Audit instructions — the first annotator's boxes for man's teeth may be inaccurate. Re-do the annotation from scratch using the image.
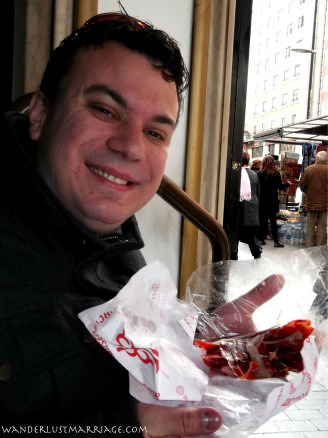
[89,166,128,185]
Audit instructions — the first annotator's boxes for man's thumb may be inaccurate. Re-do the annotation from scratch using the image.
[137,403,222,437]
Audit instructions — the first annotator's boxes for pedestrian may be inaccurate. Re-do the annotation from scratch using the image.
[258,155,289,247]
[251,159,261,172]
[300,150,328,247]
[231,152,262,260]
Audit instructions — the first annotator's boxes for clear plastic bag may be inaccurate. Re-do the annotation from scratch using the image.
[185,245,327,436]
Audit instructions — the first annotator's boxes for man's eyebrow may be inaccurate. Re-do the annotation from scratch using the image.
[85,84,127,108]
[153,115,177,129]
[85,84,177,128]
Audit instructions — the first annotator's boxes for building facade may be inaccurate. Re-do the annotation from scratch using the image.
[244,0,328,160]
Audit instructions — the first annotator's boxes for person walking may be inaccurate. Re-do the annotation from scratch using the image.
[300,150,328,247]
[231,152,262,260]
[258,155,289,247]
[251,159,261,173]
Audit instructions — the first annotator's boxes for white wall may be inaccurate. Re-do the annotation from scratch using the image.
[98,0,194,283]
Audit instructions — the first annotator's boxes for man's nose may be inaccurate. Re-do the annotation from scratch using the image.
[106,123,145,161]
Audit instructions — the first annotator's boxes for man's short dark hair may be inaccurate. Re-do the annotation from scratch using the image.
[242,152,250,166]
[40,15,190,120]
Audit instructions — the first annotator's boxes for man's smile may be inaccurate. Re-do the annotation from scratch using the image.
[88,165,130,185]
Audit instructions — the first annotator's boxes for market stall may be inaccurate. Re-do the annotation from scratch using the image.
[248,115,328,247]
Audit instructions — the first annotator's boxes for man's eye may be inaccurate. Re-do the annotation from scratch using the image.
[147,130,164,140]
[93,105,113,117]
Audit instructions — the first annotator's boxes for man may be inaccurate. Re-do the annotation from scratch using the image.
[300,150,328,247]
[1,13,283,437]
[231,152,261,260]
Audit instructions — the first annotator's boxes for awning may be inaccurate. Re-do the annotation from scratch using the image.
[253,114,328,143]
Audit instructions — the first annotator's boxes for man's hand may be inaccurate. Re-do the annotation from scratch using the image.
[137,403,221,437]
[137,274,285,437]
[212,274,285,336]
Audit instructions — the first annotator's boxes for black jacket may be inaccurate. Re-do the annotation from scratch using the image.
[0,112,146,435]
[258,170,288,213]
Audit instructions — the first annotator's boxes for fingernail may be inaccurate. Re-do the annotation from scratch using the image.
[202,410,221,431]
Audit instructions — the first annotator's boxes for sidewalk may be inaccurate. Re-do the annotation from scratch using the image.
[238,240,328,438]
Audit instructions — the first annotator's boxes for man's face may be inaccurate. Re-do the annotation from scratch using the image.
[29,42,179,233]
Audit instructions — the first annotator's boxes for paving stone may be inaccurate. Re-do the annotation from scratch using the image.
[285,409,325,421]
[309,418,328,430]
[310,383,328,392]
[296,399,327,410]
[249,433,307,438]
[306,391,328,401]
[304,433,328,438]
[275,420,317,432]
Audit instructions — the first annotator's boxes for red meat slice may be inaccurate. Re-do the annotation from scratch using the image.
[194,319,314,379]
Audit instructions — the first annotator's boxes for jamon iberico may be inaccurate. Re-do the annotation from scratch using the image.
[194,319,314,380]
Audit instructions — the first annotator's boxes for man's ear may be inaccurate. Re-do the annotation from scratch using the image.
[28,91,48,140]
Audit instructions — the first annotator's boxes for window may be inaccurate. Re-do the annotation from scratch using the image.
[275,53,280,64]
[262,101,268,112]
[253,125,257,135]
[272,97,277,109]
[271,120,276,128]
[298,16,304,28]
[277,10,282,22]
[287,23,293,35]
[322,102,328,114]
[256,63,261,73]
[252,146,263,158]
[282,117,286,125]
[300,0,305,4]
[292,89,299,101]
[292,114,297,123]
[276,31,281,42]
[264,80,269,90]
[285,46,291,58]
[265,58,270,71]
[273,75,279,86]
[294,64,301,76]
[254,104,258,115]
[283,70,289,81]
[269,144,275,155]
[282,93,288,105]
[280,144,296,153]
[262,122,266,131]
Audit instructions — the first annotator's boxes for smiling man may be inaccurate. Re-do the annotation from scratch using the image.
[0,13,222,437]
[30,42,178,233]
